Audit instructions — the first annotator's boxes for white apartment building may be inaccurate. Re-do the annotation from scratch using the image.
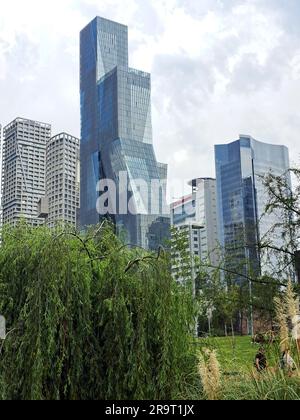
[46,133,80,228]
[171,194,202,255]
[170,178,220,281]
[2,118,50,226]
[190,178,220,267]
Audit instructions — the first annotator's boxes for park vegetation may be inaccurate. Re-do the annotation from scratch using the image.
[0,222,198,400]
[0,168,300,400]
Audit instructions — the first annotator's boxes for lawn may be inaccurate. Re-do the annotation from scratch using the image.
[197,336,277,374]
[195,336,300,400]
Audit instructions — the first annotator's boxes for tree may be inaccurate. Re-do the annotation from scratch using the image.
[0,222,197,400]
[260,169,300,281]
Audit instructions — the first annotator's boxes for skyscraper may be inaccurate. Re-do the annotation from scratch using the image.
[215,135,291,281]
[2,118,51,226]
[80,17,169,249]
[45,133,80,227]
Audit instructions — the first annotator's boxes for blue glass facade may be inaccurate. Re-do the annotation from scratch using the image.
[80,17,170,249]
[215,135,291,280]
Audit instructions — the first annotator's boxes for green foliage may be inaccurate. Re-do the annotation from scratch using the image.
[0,222,196,400]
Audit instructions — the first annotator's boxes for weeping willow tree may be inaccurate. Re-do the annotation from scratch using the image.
[0,222,197,400]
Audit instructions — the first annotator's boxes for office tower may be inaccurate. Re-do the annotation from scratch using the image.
[80,17,170,249]
[170,178,220,280]
[45,133,80,227]
[2,118,51,226]
[215,135,291,281]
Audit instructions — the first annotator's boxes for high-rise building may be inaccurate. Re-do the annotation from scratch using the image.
[2,118,51,226]
[215,135,291,281]
[190,178,220,267]
[45,133,80,227]
[171,195,202,275]
[170,178,220,280]
[171,194,196,227]
[80,17,169,249]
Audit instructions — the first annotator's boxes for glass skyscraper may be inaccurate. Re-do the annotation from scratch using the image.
[80,17,169,249]
[215,135,291,281]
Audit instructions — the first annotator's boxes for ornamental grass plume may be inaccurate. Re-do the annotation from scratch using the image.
[285,280,300,351]
[274,296,289,352]
[198,349,221,400]
[285,280,299,322]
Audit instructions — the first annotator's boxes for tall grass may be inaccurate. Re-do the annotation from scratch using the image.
[222,370,300,400]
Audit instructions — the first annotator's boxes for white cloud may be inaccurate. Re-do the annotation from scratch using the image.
[173,149,189,164]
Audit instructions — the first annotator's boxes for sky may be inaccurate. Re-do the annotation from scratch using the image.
[1,0,300,198]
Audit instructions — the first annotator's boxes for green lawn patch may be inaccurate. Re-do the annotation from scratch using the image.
[197,336,277,374]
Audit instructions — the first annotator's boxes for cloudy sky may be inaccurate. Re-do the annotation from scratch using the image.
[1,0,300,197]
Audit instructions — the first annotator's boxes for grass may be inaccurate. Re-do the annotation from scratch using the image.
[196,336,300,400]
[197,335,278,374]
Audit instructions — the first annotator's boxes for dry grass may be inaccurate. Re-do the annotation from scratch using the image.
[197,348,222,400]
[274,296,289,352]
